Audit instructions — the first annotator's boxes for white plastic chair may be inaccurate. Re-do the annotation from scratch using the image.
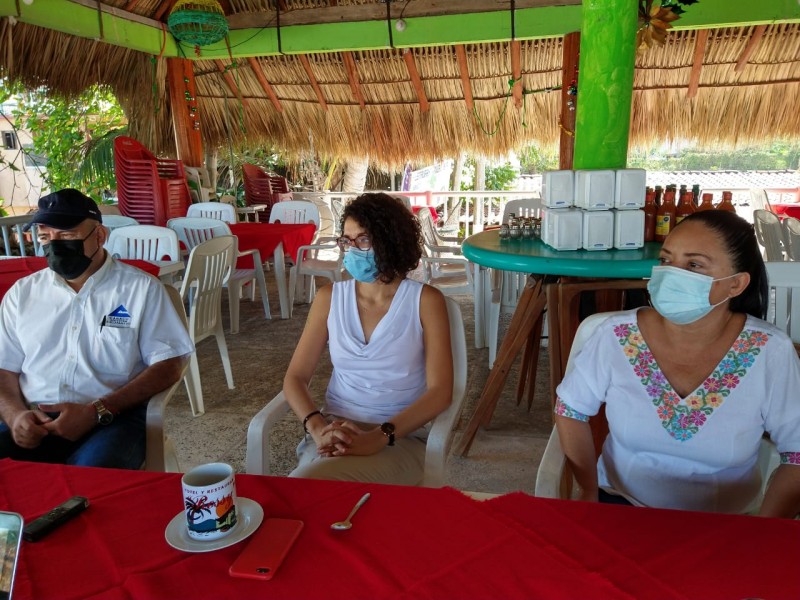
[245,296,468,488]
[179,236,236,416]
[145,285,192,472]
[187,201,236,224]
[102,214,139,232]
[167,217,271,334]
[268,200,321,229]
[782,217,800,261]
[753,209,787,261]
[534,311,781,507]
[765,261,800,344]
[487,198,544,367]
[288,240,344,310]
[184,166,216,203]
[106,225,180,261]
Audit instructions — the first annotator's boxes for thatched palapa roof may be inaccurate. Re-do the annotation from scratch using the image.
[1,1,798,166]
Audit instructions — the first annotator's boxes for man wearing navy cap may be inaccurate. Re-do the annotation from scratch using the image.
[0,189,194,468]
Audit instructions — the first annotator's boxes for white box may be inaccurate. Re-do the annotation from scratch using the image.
[542,170,574,208]
[574,169,615,210]
[542,207,583,251]
[613,209,645,250]
[614,169,646,209]
[582,210,614,251]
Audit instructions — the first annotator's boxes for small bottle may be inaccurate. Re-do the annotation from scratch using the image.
[655,189,677,242]
[653,185,663,208]
[692,184,701,207]
[716,191,736,213]
[508,213,522,239]
[696,193,715,212]
[643,187,657,242]
[675,190,695,224]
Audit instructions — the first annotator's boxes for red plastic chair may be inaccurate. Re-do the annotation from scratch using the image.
[242,163,274,211]
[115,136,191,226]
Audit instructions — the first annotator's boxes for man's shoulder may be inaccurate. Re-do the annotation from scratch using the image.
[107,259,162,287]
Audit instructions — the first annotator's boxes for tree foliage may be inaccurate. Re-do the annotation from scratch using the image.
[9,84,126,201]
[628,142,800,171]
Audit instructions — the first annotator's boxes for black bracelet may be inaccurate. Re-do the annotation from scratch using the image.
[302,410,322,434]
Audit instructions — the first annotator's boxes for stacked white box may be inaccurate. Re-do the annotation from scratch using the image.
[613,209,645,249]
[614,169,646,209]
[582,210,615,251]
[542,207,583,250]
[574,169,615,211]
[542,170,574,208]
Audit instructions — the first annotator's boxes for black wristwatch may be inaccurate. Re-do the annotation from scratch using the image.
[380,422,396,446]
[93,399,114,426]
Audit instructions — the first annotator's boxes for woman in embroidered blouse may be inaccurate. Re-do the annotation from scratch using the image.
[282,193,453,485]
[556,210,800,517]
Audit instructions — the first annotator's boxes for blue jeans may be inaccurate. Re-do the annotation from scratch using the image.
[0,404,146,469]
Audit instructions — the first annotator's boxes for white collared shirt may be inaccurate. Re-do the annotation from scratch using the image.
[0,253,194,404]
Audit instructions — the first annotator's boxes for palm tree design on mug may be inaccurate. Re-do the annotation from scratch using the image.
[185,495,214,523]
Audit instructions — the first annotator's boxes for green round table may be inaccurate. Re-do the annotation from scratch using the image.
[455,230,661,456]
[461,230,661,278]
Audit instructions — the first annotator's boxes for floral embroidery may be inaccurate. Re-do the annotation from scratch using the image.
[615,323,769,442]
[554,398,589,422]
[780,452,800,465]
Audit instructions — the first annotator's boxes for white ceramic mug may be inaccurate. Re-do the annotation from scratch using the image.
[181,462,238,541]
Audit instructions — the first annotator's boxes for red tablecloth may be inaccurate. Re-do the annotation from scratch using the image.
[772,203,800,219]
[0,257,161,300]
[1,459,798,600]
[229,223,316,269]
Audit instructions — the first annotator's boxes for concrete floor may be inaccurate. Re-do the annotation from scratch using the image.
[165,276,552,495]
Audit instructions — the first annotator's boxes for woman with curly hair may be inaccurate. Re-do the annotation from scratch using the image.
[282,193,453,484]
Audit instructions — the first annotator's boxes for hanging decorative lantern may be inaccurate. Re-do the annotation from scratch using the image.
[168,0,229,53]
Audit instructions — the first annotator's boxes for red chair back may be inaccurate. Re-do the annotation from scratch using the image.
[242,163,274,211]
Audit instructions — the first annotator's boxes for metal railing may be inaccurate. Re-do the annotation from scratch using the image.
[0,215,41,257]
[324,190,541,237]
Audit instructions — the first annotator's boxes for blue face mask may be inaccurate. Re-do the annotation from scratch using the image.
[343,248,380,283]
[647,266,736,325]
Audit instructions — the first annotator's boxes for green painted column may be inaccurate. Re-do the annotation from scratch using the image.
[572,0,638,170]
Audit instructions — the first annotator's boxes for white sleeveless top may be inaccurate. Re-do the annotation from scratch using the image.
[325,278,427,423]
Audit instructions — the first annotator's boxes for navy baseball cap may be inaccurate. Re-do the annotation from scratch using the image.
[24,189,103,231]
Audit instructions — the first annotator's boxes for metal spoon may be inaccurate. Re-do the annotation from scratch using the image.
[330,493,370,530]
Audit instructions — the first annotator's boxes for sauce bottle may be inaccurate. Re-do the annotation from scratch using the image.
[696,193,715,212]
[675,190,695,224]
[716,191,736,213]
[655,189,676,242]
[643,187,657,242]
[653,185,663,207]
[692,184,701,207]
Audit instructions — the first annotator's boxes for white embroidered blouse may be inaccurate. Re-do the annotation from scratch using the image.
[555,308,800,514]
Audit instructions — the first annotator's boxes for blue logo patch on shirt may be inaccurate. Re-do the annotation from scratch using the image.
[106,305,132,328]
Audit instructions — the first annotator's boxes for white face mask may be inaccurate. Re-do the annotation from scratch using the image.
[647,266,738,325]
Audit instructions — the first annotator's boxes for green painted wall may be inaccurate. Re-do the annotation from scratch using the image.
[1,0,798,59]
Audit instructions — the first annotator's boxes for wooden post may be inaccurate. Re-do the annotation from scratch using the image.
[559,32,580,170]
[166,58,203,167]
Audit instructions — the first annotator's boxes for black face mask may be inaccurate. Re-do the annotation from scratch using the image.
[44,227,100,280]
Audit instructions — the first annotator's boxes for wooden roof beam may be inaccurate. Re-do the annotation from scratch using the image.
[403,49,429,113]
[455,45,474,112]
[153,0,177,21]
[298,55,329,111]
[735,25,767,72]
[511,40,522,108]
[687,28,709,98]
[342,51,366,109]
[246,57,283,112]
[213,60,249,107]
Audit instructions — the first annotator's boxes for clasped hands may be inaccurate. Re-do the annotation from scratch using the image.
[11,403,97,449]
[312,419,387,458]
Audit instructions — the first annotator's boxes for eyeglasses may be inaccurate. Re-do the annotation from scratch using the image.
[336,235,372,251]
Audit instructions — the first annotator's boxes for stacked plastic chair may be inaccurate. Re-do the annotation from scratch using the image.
[114,136,191,226]
[242,163,274,212]
[269,174,293,203]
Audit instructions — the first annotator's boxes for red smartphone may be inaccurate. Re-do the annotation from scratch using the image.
[229,518,304,581]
